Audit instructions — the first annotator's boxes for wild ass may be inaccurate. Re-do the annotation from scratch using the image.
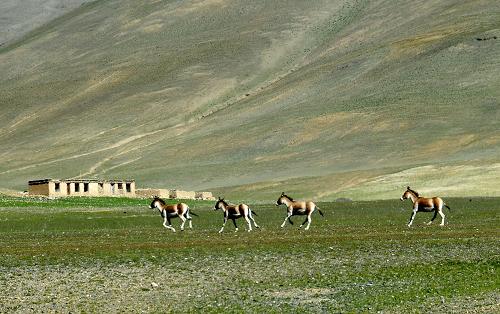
[276,192,324,230]
[149,196,197,232]
[214,198,259,233]
[400,186,450,227]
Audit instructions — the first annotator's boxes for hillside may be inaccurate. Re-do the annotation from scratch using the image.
[0,0,499,200]
[0,0,94,46]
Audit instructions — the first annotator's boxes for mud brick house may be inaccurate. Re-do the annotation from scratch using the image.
[28,179,136,197]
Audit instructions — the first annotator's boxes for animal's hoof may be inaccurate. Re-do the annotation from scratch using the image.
[426,222,432,225]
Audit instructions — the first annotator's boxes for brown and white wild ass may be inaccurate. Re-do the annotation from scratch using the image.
[149,196,197,232]
[214,198,259,233]
[400,186,450,227]
[276,192,324,230]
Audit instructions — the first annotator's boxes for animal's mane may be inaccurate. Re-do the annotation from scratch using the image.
[217,199,229,206]
[407,187,420,197]
[282,194,294,201]
[154,197,166,205]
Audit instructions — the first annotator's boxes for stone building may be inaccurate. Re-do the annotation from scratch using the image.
[28,179,136,197]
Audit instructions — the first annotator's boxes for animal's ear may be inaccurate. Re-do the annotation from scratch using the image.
[281,192,285,196]
[407,186,410,190]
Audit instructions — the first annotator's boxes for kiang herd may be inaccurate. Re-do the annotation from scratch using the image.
[149,187,451,232]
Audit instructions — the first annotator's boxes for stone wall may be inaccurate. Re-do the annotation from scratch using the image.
[169,190,196,200]
[136,189,170,198]
[195,191,215,200]
[137,189,214,200]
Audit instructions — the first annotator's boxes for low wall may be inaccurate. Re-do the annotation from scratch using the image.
[137,188,214,200]
[136,189,170,198]
[195,191,215,200]
[169,190,196,200]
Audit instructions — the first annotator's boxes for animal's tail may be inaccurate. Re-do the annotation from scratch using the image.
[188,208,199,217]
[317,207,325,217]
[251,210,258,216]
[444,204,451,211]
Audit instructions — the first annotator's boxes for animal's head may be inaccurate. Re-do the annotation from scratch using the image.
[150,196,164,209]
[276,192,293,206]
[401,186,418,201]
[214,197,226,210]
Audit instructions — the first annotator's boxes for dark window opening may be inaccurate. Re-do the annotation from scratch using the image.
[98,183,104,190]
[55,182,60,192]
[75,183,80,192]
[111,183,115,194]
[118,183,123,190]
[84,183,89,192]
[126,183,131,193]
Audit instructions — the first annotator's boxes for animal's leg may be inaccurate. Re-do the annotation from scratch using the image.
[427,211,438,225]
[244,216,252,232]
[165,217,176,232]
[232,219,239,232]
[249,212,259,228]
[281,212,292,228]
[299,216,308,228]
[179,215,186,231]
[186,212,193,229]
[304,214,312,230]
[438,210,445,226]
[407,209,417,227]
[219,216,228,233]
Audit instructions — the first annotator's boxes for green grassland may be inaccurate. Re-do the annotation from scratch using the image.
[0,0,499,199]
[0,196,498,312]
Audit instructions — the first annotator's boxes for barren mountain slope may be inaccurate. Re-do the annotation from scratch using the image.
[0,0,94,45]
[0,0,499,200]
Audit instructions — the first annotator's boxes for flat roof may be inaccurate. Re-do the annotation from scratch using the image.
[29,178,135,185]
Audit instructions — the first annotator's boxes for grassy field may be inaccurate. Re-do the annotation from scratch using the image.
[0,0,499,198]
[0,196,498,312]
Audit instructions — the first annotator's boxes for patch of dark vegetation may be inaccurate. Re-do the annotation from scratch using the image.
[475,36,497,41]
[335,197,353,202]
